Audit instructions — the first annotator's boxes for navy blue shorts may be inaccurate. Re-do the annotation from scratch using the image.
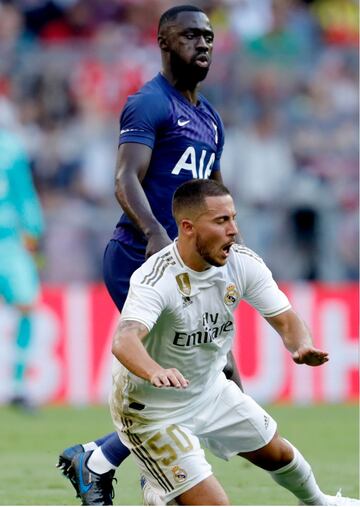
[103,239,146,312]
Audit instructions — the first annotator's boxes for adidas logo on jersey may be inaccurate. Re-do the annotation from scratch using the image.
[182,296,193,308]
[264,415,270,430]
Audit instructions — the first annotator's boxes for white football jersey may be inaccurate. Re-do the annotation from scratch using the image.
[111,242,290,423]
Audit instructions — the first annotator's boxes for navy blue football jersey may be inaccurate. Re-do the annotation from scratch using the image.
[112,73,224,248]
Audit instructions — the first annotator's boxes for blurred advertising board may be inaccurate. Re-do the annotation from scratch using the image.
[0,283,358,405]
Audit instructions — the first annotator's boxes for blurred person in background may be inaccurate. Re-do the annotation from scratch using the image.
[0,121,44,410]
[56,4,244,505]
[287,47,358,281]
[244,0,315,65]
[0,1,32,57]
[311,0,358,47]
[222,105,301,278]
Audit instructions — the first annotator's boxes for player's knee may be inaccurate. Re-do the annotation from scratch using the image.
[272,435,294,468]
[262,434,294,470]
[239,433,294,471]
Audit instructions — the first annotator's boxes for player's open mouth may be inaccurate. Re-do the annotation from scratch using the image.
[221,242,234,257]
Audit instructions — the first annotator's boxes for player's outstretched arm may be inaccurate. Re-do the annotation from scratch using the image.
[114,144,172,258]
[112,319,189,388]
[265,309,329,367]
[209,170,223,183]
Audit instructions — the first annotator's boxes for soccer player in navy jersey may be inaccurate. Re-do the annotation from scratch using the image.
[57,5,242,505]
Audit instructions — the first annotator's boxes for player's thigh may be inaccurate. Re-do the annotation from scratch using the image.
[199,378,277,459]
[103,239,145,311]
[176,475,229,506]
[0,246,39,306]
[118,418,213,505]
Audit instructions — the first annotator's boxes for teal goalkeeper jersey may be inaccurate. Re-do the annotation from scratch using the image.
[0,129,44,241]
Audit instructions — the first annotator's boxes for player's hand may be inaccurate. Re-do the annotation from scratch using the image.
[292,346,329,367]
[22,234,39,253]
[149,368,189,389]
[146,228,172,259]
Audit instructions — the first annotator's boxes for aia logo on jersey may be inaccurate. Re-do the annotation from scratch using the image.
[171,147,215,178]
[211,121,218,143]
[224,284,239,306]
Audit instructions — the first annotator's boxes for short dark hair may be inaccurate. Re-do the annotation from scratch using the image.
[172,179,231,222]
[158,5,205,33]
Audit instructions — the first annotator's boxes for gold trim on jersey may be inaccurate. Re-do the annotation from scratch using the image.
[121,416,174,493]
[232,244,264,264]
[175,273,191,296]
[172,242,185,267]
[141,252,176,287]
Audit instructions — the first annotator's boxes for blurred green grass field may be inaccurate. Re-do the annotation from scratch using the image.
[0,403,358,505]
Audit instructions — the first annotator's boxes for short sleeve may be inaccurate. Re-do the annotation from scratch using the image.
[241,251,291,317]
[118,92,169,148]
[120,277,165,332]
[213,113,225,172]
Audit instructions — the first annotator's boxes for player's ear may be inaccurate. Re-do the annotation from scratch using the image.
[158,34,169,52]
[180,219,194,236]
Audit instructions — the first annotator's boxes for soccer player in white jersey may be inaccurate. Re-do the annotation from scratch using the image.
[110,179,359,506]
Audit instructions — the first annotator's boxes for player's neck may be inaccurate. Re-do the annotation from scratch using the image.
[161,71,199,105]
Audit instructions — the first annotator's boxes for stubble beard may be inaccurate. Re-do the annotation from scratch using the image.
[170,51,210,89]
[195,236,222,267]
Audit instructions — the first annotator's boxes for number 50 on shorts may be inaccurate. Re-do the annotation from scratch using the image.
[147,424,194,466]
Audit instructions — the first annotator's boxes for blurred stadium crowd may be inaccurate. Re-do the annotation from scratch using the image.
[0,0,358,283]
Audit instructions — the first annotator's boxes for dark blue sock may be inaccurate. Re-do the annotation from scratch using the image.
[94,432,117,447]
[100,432,130,467]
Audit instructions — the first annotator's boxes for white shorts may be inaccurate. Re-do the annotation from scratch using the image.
[115,378,277,503]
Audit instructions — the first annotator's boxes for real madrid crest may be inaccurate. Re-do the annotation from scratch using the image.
[176,273,191,296]
[224,283,239,306]
[171,465,187,483]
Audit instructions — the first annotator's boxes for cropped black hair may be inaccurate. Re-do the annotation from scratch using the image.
[158,5,205,33]
[172,179,231,221]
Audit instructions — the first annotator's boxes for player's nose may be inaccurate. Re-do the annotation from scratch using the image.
[227,219,238,237]
[195,35,209,51]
